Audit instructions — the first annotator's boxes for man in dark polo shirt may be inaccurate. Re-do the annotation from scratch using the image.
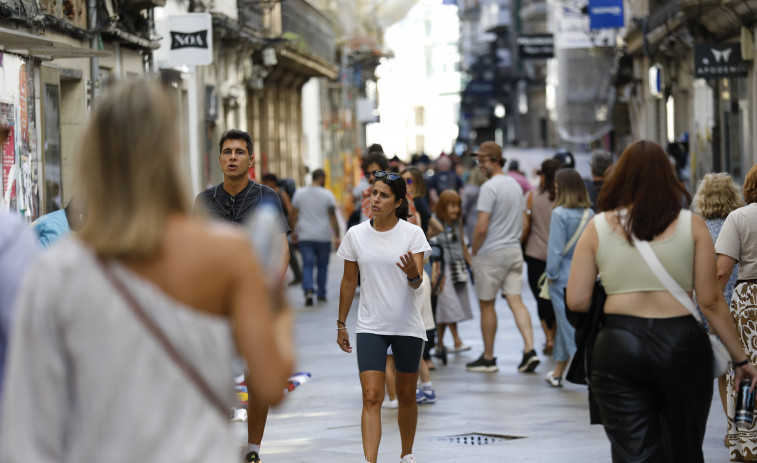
[194,129,289,463]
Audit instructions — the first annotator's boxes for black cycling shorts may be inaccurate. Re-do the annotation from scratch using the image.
[356,333,424,373]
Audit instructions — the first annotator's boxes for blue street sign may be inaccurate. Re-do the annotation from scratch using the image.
[589,0,624,30]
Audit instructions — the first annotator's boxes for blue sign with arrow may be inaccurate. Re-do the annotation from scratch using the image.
[589,0,624,30]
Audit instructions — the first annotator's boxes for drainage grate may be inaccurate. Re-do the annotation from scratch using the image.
[428,433,524,445]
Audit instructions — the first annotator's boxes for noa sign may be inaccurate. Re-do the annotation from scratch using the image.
[167,13,213,66]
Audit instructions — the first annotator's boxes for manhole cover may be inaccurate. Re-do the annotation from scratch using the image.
[429,433,524,445]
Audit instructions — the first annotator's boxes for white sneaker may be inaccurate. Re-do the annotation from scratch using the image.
[382,398,399,409]
[545,370,563,388]
[229,407,248,422]
[400,454,416,463]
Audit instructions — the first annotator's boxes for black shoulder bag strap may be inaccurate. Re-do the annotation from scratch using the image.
[97,258,229,419]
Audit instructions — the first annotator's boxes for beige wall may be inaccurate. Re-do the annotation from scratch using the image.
[52,45,147,205]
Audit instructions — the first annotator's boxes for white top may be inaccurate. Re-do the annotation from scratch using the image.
[0,239,239,463]
[716,203,757,280]
[477,174,525,254]
[337,219,431,339]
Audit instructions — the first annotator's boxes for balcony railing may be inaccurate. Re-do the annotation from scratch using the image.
[281,0,335,63]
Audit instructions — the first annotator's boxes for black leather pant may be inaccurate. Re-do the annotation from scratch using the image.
[591,314,712,463]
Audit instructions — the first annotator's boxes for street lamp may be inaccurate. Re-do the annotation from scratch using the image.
[494,103,506,118]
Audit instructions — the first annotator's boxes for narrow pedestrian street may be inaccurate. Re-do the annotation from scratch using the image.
[233,254,730,462]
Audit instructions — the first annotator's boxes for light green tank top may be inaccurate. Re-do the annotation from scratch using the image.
[595,210,694,294]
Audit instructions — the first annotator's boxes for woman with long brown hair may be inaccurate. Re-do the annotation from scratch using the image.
[567,140,757,462]
[523,159,562,354]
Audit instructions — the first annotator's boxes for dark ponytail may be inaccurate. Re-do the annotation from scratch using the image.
[396,197,410,221]
[375,176,409,221]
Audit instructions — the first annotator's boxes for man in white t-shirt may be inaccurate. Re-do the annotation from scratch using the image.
[290,169,340,306]
[467,141,540,374]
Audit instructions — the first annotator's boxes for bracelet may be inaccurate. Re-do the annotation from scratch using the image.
[407,275,421,283]
[337,327,347,331]
[337,319,346,326]
[734,358,750,367]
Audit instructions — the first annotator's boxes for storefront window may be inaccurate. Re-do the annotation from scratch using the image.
[721,77,748,180]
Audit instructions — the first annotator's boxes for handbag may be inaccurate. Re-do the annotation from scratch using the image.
[98,258,231,419]
[538,273,551,299]
[450,259,468,284]
[538,208,590,301]
[634,237,731,378]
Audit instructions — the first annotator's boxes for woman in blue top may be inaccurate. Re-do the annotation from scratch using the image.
[544,169,593,387]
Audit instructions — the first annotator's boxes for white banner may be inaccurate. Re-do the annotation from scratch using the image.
[159,13,213,66]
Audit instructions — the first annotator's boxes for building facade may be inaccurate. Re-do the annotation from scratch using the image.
[1,0,158,218]
[617,0,757,187]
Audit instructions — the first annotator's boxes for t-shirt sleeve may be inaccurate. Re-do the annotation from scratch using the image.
[477,182,495,213]
[290,190,300,209]
[327,190,337,209]
[337,228,357,261]
[410,225,432,258]
[193,192,208,216]
[715,213,741,261]
[261,187,292,234]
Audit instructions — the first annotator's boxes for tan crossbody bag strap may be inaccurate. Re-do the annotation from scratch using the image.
[98,258,229,419]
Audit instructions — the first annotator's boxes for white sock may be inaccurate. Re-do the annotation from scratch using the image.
[422,381,432,389]
[247,443,260,454]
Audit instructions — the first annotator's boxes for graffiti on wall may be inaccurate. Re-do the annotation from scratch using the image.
[1,102,15,210]
[0,55,40,219]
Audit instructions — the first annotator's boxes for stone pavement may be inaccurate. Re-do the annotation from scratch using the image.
[233,253,731,462]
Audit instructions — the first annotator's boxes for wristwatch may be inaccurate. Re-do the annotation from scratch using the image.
[407,275,421,283]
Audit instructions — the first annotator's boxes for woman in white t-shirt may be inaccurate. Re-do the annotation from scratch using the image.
[336,170,431,463]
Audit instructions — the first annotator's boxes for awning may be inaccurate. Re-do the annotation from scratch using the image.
[277,45,339,80]
[0,27,112,59]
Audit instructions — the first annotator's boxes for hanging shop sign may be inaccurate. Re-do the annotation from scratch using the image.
[552,0,615,48]
[517,34,555,59]
[694,43,748,78]
[166,13,213,66]
[589,0,624,30]
[649,63,663,99]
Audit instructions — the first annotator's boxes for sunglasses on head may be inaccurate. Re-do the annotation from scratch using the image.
[374,170,401,181]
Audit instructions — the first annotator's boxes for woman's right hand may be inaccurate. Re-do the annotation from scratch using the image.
[337,329,352,353]
[735,362,757,393]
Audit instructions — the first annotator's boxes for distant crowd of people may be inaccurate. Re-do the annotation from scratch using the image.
[333,139,757,463]
[1,77,757,463]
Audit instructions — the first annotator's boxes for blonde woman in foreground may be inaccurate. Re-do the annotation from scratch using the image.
[0,79,293,463]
